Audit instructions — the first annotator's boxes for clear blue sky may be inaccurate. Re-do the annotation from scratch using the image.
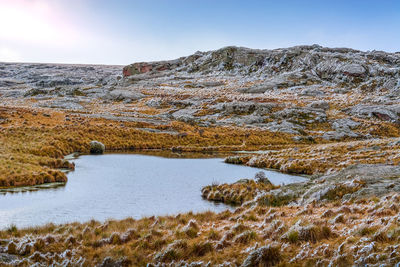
[0,0,399,64]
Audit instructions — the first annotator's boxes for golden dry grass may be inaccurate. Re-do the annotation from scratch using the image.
[239,137,400,175]
[1,194,399,266]
[202,180,278,205]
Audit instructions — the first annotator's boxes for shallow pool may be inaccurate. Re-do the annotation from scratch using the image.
[0,153,305,228]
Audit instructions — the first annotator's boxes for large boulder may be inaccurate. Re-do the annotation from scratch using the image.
[238,72,319,94]
[36,99,84,110]
[211,101,277,115]
[104,88,144,103]
[273,107,327,124]
[308,100,330,110]
[347,105,400,122]
[264,120,305,135]
[122,59,182,77]
[340,63,367,77]
[322,118,361,140]
[322,130,359,140]
[90,141,105,154]
[171,108,199,123]
[238,76,292,93]
[331,118,360,131]
[314,60,367,80]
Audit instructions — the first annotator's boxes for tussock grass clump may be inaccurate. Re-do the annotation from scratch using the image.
[233,230,257,244]
[321,184,362,201]
[6,224,18,234]
[257,192,296,207]
[298,224,332,243]
[224,155,250,165]
[242,245,281,267]
[254,171,272,185]
[282,224,333,243]
[387,227,400,240]
[357,225,379,236]
[6,241,17,254]
[202,180,278,205]
[154,248,180,262]
[189,241,213,257]
[331,213,346,224]
[373,230,389,242]
[207,229,221,240]
[286,230,299,243]
[231,222,249,234]
[181,219,199,238]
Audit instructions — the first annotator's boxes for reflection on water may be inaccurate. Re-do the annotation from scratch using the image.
[0,182,66,194]
[0,153,305,229]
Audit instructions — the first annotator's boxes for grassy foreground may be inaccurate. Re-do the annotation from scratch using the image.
[1,191,400,266]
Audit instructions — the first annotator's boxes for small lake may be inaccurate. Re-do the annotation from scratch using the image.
[0,153,305,229]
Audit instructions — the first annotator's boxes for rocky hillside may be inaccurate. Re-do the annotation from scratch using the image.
[1,45,400,142]
[123,45,400,141]
[123,45,400,95]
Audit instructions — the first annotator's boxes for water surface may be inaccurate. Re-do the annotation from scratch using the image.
[0,153,305,228]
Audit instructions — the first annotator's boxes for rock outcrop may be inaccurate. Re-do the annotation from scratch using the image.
[123,45,400,93]
[90,141,105,154]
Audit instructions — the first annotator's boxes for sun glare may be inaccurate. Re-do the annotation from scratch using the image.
[0,0,79,47]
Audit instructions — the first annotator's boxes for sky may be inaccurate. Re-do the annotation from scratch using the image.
[0,0,399,65]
